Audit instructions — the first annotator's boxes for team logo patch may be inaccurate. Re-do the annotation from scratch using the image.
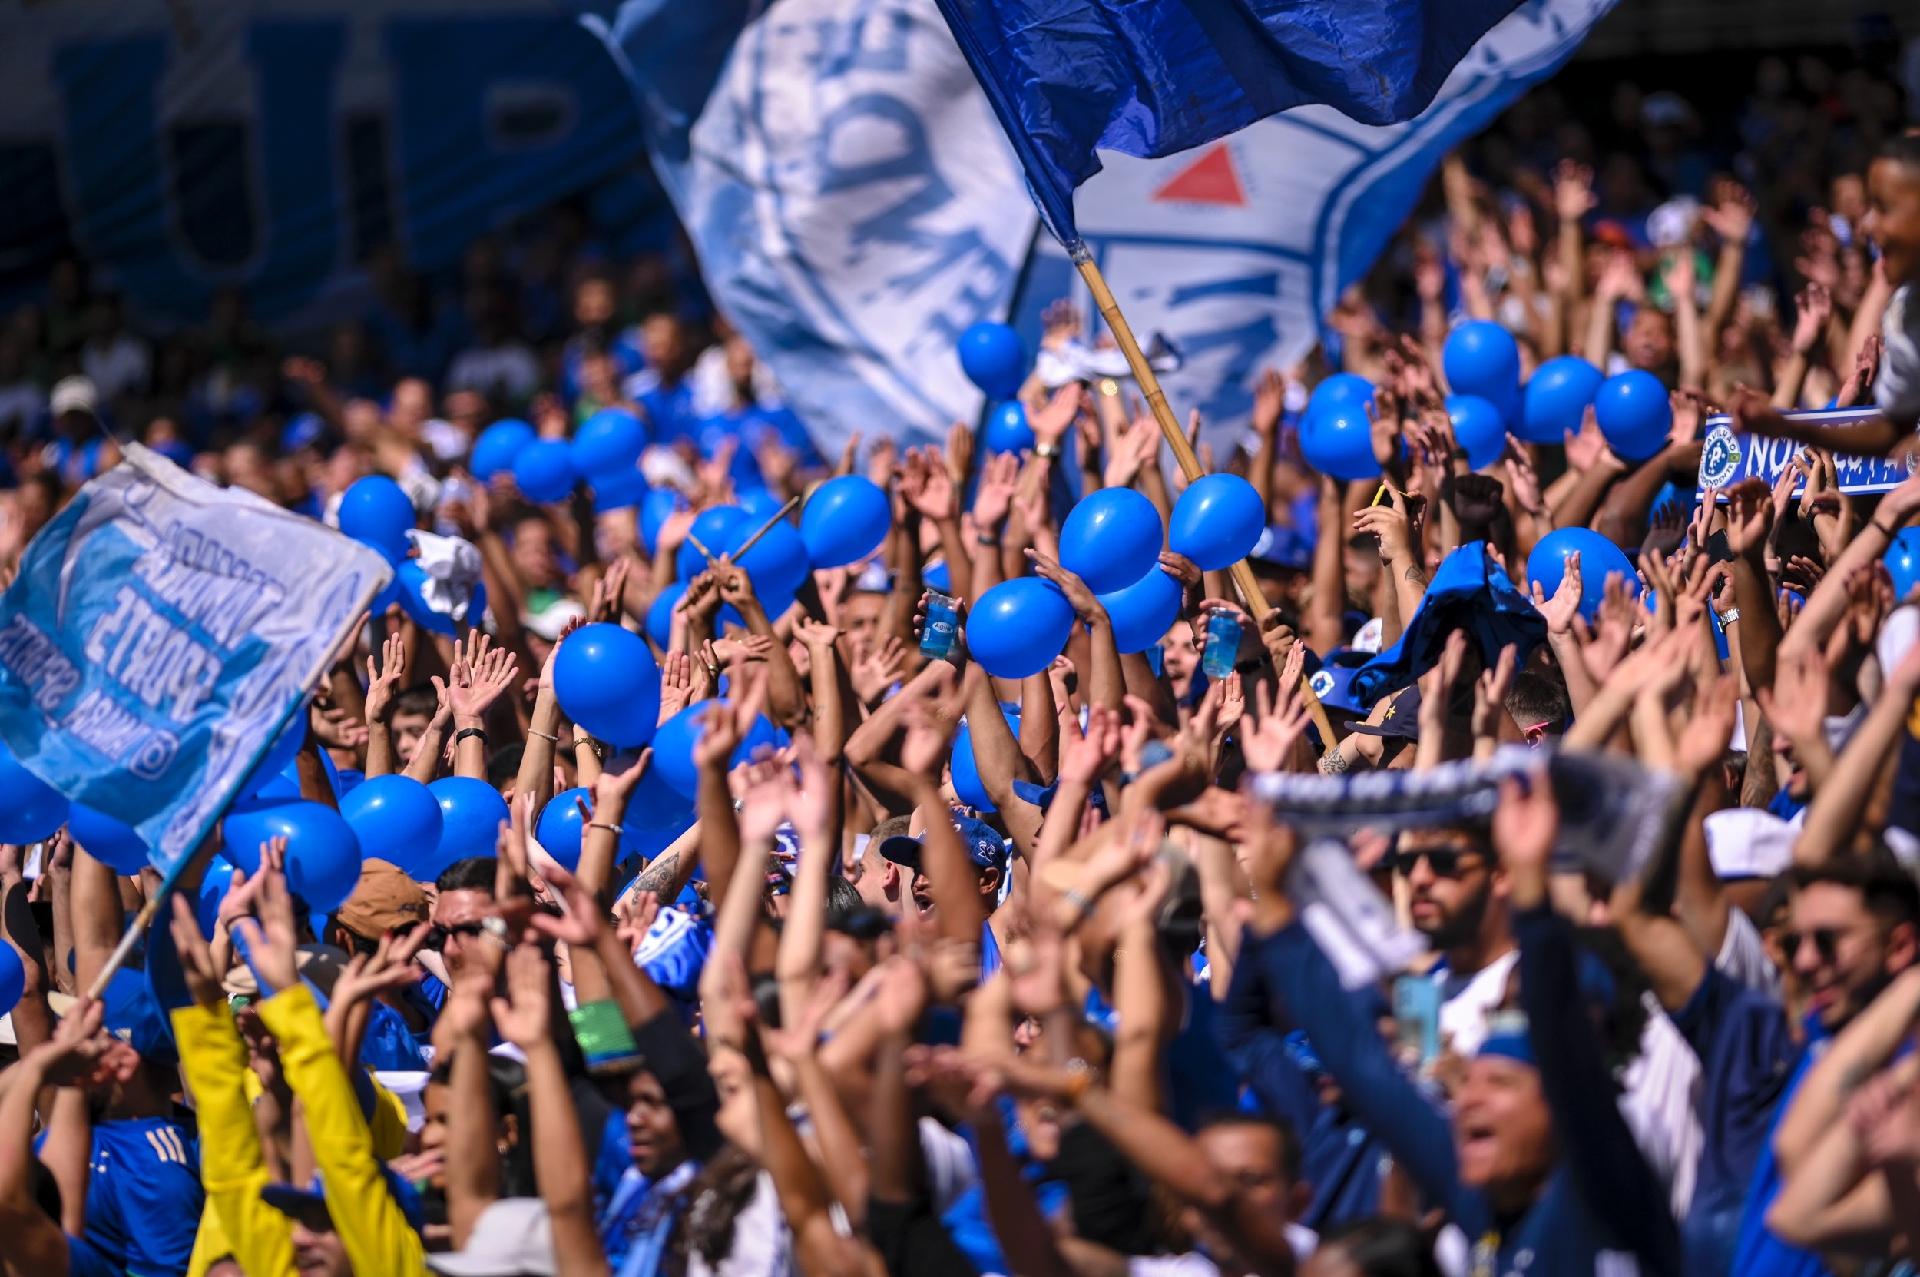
[1699,424,1741,489]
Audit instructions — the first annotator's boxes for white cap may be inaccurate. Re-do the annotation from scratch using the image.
[1648,197,1700,249]
[50,375,98,417]
[427,1198,555,1276]
[1703,808,1798,880]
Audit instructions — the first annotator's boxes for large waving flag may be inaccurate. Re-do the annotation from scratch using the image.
[932,0,1525,244]
[614,0,1613,454]
[0,447,390,875]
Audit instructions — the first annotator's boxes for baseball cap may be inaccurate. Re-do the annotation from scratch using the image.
[522,598,587,642]
[101,967,176,1064]
[878,814,1007,874]
[1248,524,1313,573]
[335,859,430,942]
[428,1197,556,1276]
[1346,684,1421,741]
[50,375,98,418]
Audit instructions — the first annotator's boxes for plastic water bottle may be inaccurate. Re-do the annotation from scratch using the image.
[1201,610,1242,680]
[920,591,960,661]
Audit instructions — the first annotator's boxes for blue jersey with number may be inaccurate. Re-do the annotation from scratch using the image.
[83,1118,203,1276]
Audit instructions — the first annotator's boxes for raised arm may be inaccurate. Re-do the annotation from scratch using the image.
[1793,639,1920,869]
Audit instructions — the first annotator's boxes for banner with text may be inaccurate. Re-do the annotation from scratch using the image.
[0,447,391,876]
[1698,410,1920,498]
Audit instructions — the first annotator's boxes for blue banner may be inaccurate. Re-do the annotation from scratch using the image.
[1697,410,1920,497]
[930,0,1523,244]
[0,447,390,876]
[1,1,649,327]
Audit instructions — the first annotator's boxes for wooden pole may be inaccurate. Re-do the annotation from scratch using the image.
[1071,244,1334,745]
[732,495,802,559]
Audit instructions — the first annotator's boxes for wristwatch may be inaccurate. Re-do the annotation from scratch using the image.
[1035,441,1060,459]
[1717,607,1740,626]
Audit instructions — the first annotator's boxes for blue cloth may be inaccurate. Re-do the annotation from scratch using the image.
[1666,966,1808,1276]
[83,1117,203,1277]
[62,1233,122,1277]
[1766,786,1808,823]
[931,0,1523,242]
[1350,540,1546,706]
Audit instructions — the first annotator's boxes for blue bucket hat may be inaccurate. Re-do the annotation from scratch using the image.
[878,814,1007,874]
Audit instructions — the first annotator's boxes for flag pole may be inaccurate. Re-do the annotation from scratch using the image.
[1069,242,1333,742]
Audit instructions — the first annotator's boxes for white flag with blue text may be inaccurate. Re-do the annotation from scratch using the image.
[616,0,1616,454]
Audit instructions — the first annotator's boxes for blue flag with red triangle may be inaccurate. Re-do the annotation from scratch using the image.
[931,0,1525,244]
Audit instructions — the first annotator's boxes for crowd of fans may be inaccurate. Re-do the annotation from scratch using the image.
[4,44,1920,1277]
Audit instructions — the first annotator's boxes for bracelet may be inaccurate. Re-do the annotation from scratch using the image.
[1060,887,1094,930]
[453,727,488,746]
[1034,441,1060,460]
[528,728,560,743]
[1873,519,1899,538]
[588,821,625,835]
[1717,607,1741,626]
[976,531,1001,546]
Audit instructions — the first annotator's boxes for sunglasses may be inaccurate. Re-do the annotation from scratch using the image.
[424,920,487,951]
[1386,847,1486,879]
[1781,926,1852,964]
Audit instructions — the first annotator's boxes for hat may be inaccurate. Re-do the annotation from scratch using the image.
[335,859,430,942]
[1647,197,1701,250]
[101,967,176,1064]
[879,814,1007,874]
[263,1167,427,1233]
[1306,663,1367,719]
[1248,524,1313,572]
[1346,684,1422,740]
[1703,808,1797,880]
[222,943,351,1001]
[522,598,586,643]
[427,1198,556,1276]
[50,375,98,418]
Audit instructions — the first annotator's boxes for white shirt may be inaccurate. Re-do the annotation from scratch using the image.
[687,1172,789,1277]
[1435,949,1520,1058]
[1876,283,1920,425]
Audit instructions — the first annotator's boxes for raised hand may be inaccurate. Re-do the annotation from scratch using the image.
[1676,674,1739,777]
[658,651,697,721]
[1242,647,1311,772]
[1503,441,1544,517]
[851,635,906,707]
[448,635,520,720]
[1722,478,1774,556]
[1060,703,1123,785]
[1025,547,1104,624]
[229,841,301,995]
[489,943,554,1051]
[591,557,633,623]
[1250,367,1286,439]
[1352,487,1413,564]
[1104,414,1162,489]
[1530,556,1582,636]
[168,894,227,1007]
[331,927,428,1014]
[972,451,1020,532]
[1472,645,1517,742]
[364,630,408,724]
[1491,774,1558,906]
[899,447,957,521]
[1029,383,1086,447]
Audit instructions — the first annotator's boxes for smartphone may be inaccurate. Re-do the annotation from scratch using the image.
[919,591,960,661]
[1201,610,1242,680]
[1392,974,1443,1069]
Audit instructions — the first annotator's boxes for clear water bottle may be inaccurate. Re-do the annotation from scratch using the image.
[920,591,960,661]
[1201,610,1242,680]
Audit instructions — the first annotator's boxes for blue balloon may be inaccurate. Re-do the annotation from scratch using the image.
[1520,356,1603,444]
[958,322,1027,399]
[197,861,235,938]
[471,418,535,479]
[615,756,696,832]
[1308,374,1374,418]
[554,623,662,747]
[572,409,646,478]
[395,560,487,637]
[1526,527,1639,623]
[335,769,365,795]
[240,715,306,798]
[968,578,1075,678]
[647,582,685,648]
[1593,371,1673,462]
[1445,394,1507,470]
[427,778,511,878]
[1886,528,1920,602]
[1169,473,1265,571]
[982,401,1035,454]
[337,475,415,562]
[513,439,577,504]
[1301,406,1381,482]
[1060,489,1162,593]
[338,775,444,872]
[220,799,363,912]
[801,476,890,568]
[591,465,650,513]
[649,699,786,800]
[0,743,68,844]
[1443,321,1521,401]
[1098,568,1184,654]
[737,486,784,521]
[0,942,22,1018]
[640,488,687,554]
[536,788,590,872]
[734,517,810,606]
[676,506,747,581]
[66,803,149,875]
[952,704,1019,812]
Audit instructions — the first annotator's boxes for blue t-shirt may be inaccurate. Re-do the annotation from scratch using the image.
[84,1117,203,1276]
[63,1231,122,1277]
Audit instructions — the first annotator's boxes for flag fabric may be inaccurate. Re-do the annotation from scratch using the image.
[612,0,1614,455]
[0,446,391,876]
[1698,409,1920,497]
[931,0,1525,244]
[1348,541,1545,707]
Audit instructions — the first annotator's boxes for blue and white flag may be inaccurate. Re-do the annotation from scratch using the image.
[615,0,1613,454]
[1698,409,1920,498]
[1007,0,1620,430]
[931,0,1524,245]
[0,447,390,876]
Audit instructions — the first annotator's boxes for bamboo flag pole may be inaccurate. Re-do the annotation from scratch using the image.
[1070,243,1334,744]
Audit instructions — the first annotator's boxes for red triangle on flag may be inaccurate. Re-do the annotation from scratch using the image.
[1152,144,1246,207]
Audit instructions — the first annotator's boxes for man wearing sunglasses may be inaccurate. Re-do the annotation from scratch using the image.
[1388,823,1515,1059]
